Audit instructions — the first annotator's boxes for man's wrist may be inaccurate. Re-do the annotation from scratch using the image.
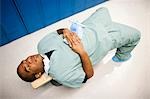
[78,50,87,56]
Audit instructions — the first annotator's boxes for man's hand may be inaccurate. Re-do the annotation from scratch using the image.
[67,32,85,54]
[63,29,85,53]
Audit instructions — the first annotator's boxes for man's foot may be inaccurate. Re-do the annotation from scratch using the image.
[112,55,131,62]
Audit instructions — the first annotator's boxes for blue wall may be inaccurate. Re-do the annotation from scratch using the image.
[0,0,107,46]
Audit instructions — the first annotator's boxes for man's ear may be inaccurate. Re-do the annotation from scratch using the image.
[35,72,42,78]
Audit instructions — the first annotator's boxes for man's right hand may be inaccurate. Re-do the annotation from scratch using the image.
[67,32,85,54]
[63,29,84,52]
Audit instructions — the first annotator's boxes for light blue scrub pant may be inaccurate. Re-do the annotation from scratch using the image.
[82,7,141,62]
[109,22,141,62]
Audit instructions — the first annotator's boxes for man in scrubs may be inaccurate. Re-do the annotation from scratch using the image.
[17,7,141,88]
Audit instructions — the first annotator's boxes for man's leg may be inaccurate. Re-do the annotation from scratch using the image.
[82,7,112,26]
[82,7,113,40]
[108,22,141,62]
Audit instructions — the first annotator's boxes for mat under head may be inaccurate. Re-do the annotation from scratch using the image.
[31,73,52,89]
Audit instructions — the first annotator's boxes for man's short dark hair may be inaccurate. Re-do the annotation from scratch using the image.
[17,65,36,82]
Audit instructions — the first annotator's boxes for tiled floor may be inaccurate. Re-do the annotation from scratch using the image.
[0,0,149,99]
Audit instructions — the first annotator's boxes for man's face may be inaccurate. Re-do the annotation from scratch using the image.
[20,54,44,74]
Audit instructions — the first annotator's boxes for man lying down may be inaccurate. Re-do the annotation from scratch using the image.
[17,7,141,88]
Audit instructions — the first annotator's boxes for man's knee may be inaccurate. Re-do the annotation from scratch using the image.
[96,7,109,13]
[133,28,141,42]
[127,28,141,46]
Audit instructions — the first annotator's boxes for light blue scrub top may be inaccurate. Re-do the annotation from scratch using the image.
[37,24,103,88]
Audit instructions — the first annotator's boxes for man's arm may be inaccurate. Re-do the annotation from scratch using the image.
[78,50,94,79]
[64,31,94,79]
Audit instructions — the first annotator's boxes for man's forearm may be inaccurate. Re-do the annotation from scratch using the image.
[79,51,94,79]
